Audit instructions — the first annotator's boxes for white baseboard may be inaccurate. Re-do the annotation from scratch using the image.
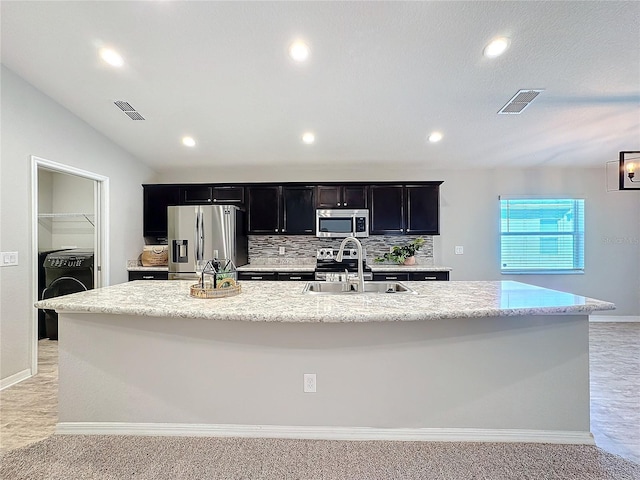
[0,368,32,391]
[55,422,595,445]
[590,315,640,323]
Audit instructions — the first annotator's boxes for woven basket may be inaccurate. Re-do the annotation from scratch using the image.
[140,245,168,266]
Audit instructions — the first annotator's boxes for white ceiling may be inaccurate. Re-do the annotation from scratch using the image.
[2,1,639,171]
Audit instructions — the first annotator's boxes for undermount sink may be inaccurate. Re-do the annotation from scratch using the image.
[302,281,416,295]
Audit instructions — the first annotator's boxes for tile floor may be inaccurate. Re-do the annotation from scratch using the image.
[1,323,638,465]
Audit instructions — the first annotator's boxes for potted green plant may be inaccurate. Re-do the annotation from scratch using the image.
[374,237,425,265]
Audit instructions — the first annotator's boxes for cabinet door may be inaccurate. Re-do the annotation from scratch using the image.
[410,271,449,281]
[212,186,244,204]
[369,185,404,234]
[277,272,315,281]
[180,185,213,204]
[342,186,367,208]
[282,186,315,234]
[406,185,440,234]
[237,272,278,281]
[373,272,410,281]
[247,186,281,234]
[143,185,180,238]
[128,271,169,281]
[316,186,341,208]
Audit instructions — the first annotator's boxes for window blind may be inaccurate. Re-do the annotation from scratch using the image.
[500,198,584,273]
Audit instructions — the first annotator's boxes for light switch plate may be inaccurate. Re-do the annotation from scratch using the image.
[455,246,464,255]
[279,246,286,255]
[1,251,19,266]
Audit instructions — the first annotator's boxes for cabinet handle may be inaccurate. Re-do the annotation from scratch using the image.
[400,228,404,232]
[250,276,263,280]
[387,276,398,280]
[275,229,279,232]
[337,202,341,206]
[142,276,154,279]
[344,203,347,206]
[213,199,217,202]
[289,276,302,280]
[423,276,437,280]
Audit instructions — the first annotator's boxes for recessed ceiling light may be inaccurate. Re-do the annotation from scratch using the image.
[99,47,124,67]
[289,41,310,62]
[302,132,315,144]
[483,37,511,58]
[428,132,443,143]
[182,136,196,147]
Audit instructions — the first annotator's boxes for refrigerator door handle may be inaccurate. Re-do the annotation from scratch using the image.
[198,209,205,261]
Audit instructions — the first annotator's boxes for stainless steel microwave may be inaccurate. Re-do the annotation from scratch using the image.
[316,209,369,238]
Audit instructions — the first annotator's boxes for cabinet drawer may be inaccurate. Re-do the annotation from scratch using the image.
[128,271,169,281]
[237,272,278,281]
[373,273,410,281]
[278,272,315,281]
[409,271,449,281]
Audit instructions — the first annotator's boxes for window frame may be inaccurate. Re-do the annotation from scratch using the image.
[499,196,585,275]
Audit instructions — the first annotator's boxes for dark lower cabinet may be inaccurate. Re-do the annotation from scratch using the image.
[237,272,314,281]
[373,272,410,281]
[128,270,169,281]
[373,271,449,281]
[409,271,449,281]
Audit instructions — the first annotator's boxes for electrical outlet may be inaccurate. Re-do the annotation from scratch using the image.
[303,373,316,393]
[279,246,286,255]
[455,246,464,255]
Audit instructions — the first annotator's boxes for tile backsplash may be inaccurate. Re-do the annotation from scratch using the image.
[249,235,434,265]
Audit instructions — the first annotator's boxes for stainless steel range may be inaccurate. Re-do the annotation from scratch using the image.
[314,248,372,281]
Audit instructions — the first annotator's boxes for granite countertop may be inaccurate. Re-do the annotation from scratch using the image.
[236,264,316,273]
[35,280,615,323]
[368,264,452,272]
[127,265,169,271]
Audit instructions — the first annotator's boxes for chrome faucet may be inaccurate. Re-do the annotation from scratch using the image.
[336,236,365,293]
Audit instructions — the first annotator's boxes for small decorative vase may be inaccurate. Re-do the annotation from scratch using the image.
[403,256,416,266]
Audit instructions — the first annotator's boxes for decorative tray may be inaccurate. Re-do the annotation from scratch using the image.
[190,278,241,299]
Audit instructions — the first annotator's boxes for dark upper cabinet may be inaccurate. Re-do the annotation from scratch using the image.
[369,183,441,235]
[247,186,281,234]
[143,184,180,238]
[282,186,315,234]
[316,185,367,208]
[247,185,315,234]
[180,185,213,204]
[211,186,244,204]
[369,185,404,234]
[406,184,440,234]
[179,185,244,205]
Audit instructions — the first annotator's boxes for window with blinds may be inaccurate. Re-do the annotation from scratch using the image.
[500,198,585,274]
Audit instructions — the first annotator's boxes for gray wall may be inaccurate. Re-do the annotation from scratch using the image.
[0,66,155,382]
[156,166,640,316]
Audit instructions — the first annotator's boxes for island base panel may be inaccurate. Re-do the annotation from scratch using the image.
[57,312,590,439]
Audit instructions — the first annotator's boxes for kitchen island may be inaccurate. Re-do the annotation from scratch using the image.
[36,280,614,444]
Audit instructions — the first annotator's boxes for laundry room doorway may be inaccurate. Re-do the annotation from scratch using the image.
[31,156,109,374]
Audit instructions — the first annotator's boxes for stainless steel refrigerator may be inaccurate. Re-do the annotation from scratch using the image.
[168,205,248,279]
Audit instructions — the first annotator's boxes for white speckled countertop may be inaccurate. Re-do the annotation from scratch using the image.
[368,264,452,272]
[35,280,615,323]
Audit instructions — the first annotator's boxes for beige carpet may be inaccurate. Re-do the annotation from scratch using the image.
[1,435,639,480]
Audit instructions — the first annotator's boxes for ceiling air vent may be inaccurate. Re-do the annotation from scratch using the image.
[497,89,544,115]
[113,100,145,120]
